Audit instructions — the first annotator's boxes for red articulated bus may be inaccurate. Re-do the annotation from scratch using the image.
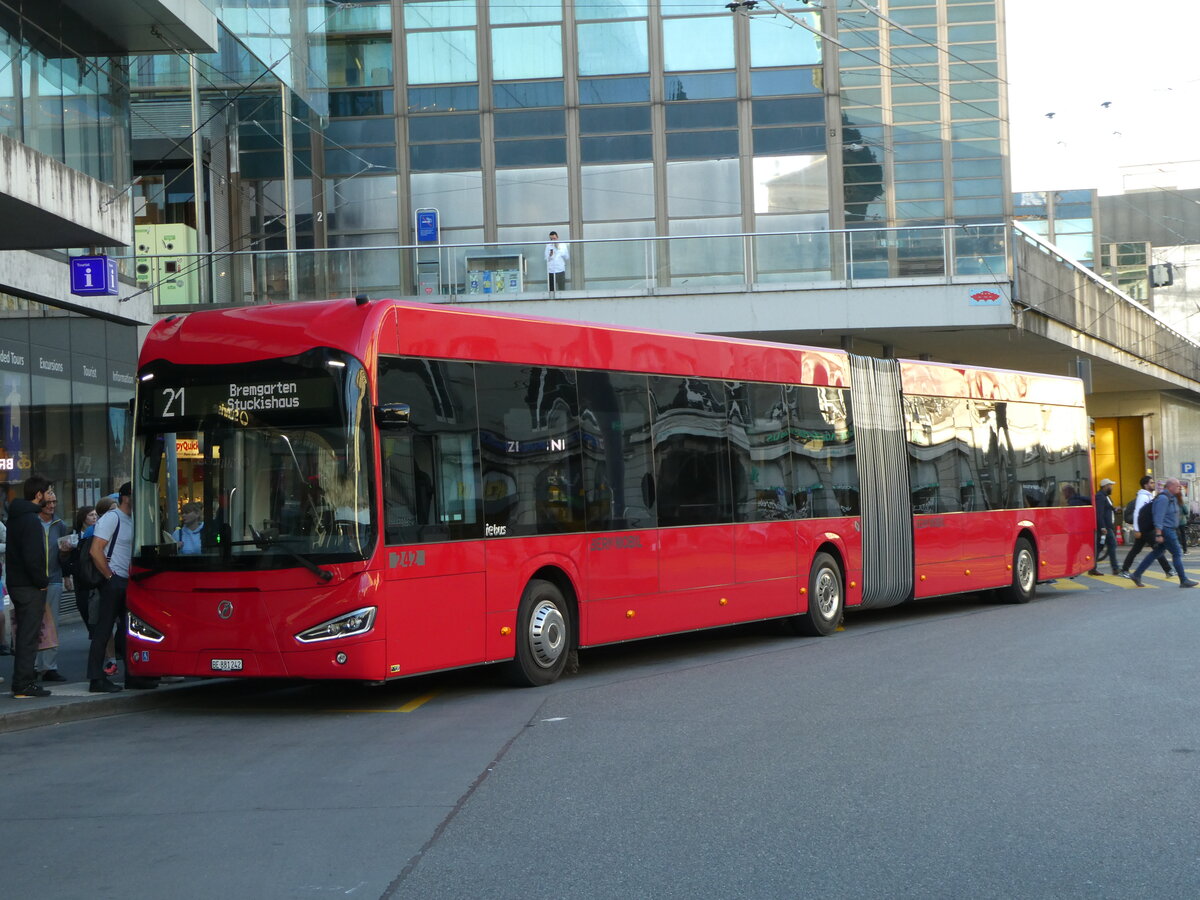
[126,298,1094,686]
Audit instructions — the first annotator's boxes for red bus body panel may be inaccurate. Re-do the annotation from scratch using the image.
[127,299,1091,682]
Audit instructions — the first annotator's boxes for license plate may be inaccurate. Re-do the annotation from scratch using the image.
[211,658,243,672]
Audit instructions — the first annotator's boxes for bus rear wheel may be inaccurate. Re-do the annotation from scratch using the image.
[998,537,1037,604]
[505,579,572,687]
[788,552,843,637]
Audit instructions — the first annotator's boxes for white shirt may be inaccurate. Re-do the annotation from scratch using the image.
[95,507,134,578]
[1131,487,1154,530]
[545,240,569,274]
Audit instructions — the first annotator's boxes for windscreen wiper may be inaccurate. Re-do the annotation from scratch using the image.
[249,525,333,583]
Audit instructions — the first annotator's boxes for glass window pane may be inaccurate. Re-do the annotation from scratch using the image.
[952,178,1002,198]
[492,26,562,80]
[664,72,736,100]
[496,166,569,223]
[752,96,825,126]
[894,181,944,201]
[403,0,476,29]
[409,142,480,171]
[490,0,562,24]
[575,0,647,19]
[580,105,651,133]
[331,89,395,117]
[494,109,565,137]
[751,68,819,96]
[651,376,733,526]
[752,125,825,155]
[411,171,484,227]
[667,158,740,217]
[327,175,399,231]
[477,365,583,536]
[493,81,564,108]
[666,130,739,160]
[665,101,737,129]
[406,32,477,84]
[663,18,734,71]
[753,155,829,214]
[729,383,794,521]
[407,114,480,142]
[325,146,396,175]
[325,118,396,145]
[494,138,567,167]
[579,76,650,104]
[580,133,653,163]
[578,22,649,75]
[579,371,655,529]
[582,163,654,220]
[378,359,481,544]
[581,220,656,289]
[407,85,477,112]
[750,14,821,66]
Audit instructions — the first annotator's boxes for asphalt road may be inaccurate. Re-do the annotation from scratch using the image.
[4,571,1199,898]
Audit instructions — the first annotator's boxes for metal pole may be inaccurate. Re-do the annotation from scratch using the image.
[281,83,297,302]
[189,56,210,303]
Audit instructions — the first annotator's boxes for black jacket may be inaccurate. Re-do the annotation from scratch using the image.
[6,497,49,590]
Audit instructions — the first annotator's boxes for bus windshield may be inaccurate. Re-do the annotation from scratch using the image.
[132,349,374,570]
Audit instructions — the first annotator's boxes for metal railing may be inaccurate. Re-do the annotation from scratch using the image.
[121,223,1010,309]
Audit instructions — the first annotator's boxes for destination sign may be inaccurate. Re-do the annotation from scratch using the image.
[148,374,337,424]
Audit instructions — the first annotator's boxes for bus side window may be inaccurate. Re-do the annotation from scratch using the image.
[379,358,482,544]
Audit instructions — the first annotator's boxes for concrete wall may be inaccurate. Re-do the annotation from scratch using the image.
[0,135,131,249]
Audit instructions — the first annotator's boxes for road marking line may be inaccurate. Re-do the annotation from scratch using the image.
[395,690,440,713]
[1046,579,1087,591]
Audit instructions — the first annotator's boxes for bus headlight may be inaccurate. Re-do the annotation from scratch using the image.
[128,613,165,643]
[295,606,376,643]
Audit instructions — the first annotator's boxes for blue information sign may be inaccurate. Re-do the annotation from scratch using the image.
[1183,462,1196,475]
[70,255,119,297]
[416,209,439,244]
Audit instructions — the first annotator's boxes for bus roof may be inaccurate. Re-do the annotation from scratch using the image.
[141,298,1085,406]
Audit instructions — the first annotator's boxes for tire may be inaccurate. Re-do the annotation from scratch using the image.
[505,579,572,687]
[999,537,1037,604]
[788,552,843,637]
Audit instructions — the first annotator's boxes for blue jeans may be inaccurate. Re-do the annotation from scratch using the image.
[1134,528,1189,583]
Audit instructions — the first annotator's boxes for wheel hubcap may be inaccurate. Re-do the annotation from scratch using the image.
[814,568,840,620]
[528,600,565,668]
[1016,548,1035,593]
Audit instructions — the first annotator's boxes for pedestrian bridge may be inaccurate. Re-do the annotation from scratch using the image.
[130,223,1200,396]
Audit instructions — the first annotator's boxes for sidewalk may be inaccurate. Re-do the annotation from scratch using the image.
[1,594,198,734]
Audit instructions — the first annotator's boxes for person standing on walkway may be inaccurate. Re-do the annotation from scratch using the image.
[1121,475,1173,578]
[6,475,54,698]
[1088,477,1120,576]
[34,486,69,683]
[69,505,97,634]
[545,231,569,292]
[1131,478,1199,588]
[87,483,136,693]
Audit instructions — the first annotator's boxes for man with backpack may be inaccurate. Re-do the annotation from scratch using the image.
[1120,476,1174,579]
[1131,478,1199,588]
[1087,478,1120,576]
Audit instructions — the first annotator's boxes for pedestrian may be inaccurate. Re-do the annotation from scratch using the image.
[1131,477,1199,588]
[545,230,569,292]
[1120,475,1173,578]
[1178,491,1189,552]
[88,482,158,692]
[34,485,69,683]
[0,511,9,658]
[88,496,120,676]
[1088,477,1120,576]
[6,474,55,698]
[69,504,97,635]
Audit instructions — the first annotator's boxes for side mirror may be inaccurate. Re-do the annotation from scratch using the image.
[375,402,411,429]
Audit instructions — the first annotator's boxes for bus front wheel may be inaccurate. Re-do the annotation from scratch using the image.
[998,537,1037,604]
[788,552,843,637]
[506,579,572,687]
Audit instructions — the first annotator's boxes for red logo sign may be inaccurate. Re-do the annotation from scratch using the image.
[971,290,1000,303]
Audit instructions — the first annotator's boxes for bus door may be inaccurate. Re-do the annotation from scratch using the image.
[378,359,486,675]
